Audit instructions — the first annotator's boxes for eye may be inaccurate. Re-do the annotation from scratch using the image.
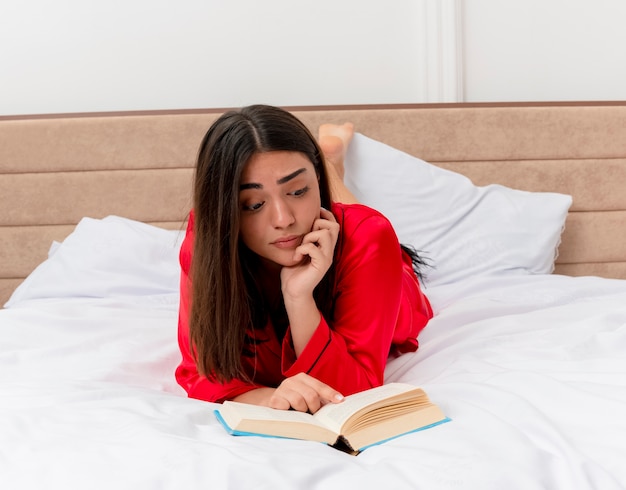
[242,201,264,212]
[290,186,310,197]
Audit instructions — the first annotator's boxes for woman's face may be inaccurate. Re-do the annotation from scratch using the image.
[239,151,321,269]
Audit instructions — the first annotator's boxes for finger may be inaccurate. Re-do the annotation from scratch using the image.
[290,240,322,263]
[293,243,329,270]
[319,207,337,222]
[267,392,292,411]
[313,217,340,234]
[311,224,339,248]
[298,385,324,413]
[292,373,344,404]
[303,377,344,405]
[301,229,330,248]
[308,238,334,263]
[302,228,337,251]
[272,385,317,413]
[278,374,343,413]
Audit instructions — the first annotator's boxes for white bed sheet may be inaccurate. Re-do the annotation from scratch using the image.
[2,271,626,489]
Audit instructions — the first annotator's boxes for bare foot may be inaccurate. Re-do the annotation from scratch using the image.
[318,123,355,180]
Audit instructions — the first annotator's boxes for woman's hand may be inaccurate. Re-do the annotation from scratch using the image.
[233,373,344,414]
[280,207,339,301]
[270,373,343,413]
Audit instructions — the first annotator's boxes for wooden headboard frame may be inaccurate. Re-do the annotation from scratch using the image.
[2,102,625,305]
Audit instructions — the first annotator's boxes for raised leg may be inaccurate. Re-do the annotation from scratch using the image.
[318,123,358,204]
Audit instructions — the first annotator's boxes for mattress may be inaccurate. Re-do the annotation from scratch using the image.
[2,216,626,489]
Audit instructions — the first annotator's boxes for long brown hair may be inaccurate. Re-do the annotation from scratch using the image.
[189,105,334,383]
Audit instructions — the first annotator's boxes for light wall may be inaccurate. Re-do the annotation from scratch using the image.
[0,0,434,115]
[463,0,626,102]
[1,0,625,116]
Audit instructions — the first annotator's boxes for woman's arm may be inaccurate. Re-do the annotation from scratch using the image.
[280,207,339,356]
[281,205,432,397]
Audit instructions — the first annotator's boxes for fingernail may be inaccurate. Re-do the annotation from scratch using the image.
[334,394,344,401]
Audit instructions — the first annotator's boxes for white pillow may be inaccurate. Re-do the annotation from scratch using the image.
[5,216,185,307]
[343,133,572,286]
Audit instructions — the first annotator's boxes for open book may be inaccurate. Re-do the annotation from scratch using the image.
[214,382,450,455]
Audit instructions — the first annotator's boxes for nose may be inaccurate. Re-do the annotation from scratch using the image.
[270,198,295,228]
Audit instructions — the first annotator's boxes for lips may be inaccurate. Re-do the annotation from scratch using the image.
[271,235,302,249]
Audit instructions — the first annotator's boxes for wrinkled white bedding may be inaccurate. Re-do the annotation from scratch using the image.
[2,219,626,489]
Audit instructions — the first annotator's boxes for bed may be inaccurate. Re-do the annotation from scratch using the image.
[1,102,626,489]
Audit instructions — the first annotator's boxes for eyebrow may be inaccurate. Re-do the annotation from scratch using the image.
[240,167,308,190]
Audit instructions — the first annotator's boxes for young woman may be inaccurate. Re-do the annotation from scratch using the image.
[176,105,433,414]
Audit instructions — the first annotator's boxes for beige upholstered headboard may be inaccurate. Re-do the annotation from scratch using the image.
[1,102,625,306]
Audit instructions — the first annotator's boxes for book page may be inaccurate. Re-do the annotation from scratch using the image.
[313,383,421,433]
[218,401,337,444]
[344,404,448,451]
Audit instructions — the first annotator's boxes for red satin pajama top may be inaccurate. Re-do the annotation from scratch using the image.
[175,202,433,403]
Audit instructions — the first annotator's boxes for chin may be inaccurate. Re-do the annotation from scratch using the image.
[259,254,296,271]
[274,255,303,268]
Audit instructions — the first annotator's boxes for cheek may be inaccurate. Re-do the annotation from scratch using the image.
[299,198,322,230]
[311,192,322,218]
[239,217,259,251]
